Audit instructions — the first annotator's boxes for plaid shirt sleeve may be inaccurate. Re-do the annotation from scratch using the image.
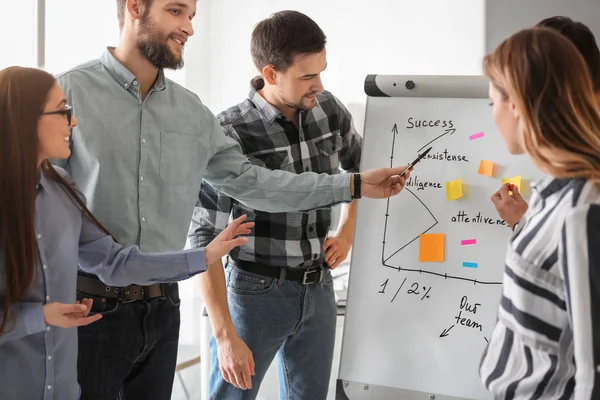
[186,180,232,248]
[334,96,362,173]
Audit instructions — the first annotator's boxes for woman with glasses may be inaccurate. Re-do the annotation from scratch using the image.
[0,66,253,399]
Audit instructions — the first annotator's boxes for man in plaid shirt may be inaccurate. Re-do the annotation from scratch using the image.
[187,10,361,399]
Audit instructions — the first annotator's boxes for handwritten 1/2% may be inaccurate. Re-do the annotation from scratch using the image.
[379,278,432,302]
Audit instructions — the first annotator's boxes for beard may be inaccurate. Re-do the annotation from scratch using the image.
[283,91,319,111]
[136,13,184,70]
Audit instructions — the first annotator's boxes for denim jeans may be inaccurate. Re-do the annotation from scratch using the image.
[75,283,181,400]
[209,262,337,400]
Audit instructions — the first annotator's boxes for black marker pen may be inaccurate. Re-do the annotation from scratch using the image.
[399,146,432,177]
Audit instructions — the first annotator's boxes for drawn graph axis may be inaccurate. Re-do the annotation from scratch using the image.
[381,124,502,286]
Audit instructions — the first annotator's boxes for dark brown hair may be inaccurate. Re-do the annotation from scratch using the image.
[536,16,600,91]
[0,67,111,335]
[251,10,326,72]
[484,28,600,183]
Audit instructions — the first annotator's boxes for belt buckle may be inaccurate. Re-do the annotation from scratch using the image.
[302,267,323,285]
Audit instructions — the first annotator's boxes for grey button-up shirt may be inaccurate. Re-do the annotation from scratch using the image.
[0,167,206,400]
[55,48,351,252]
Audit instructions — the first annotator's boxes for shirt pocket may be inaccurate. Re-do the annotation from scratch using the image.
[314,134,342,173]
[248,149,291,171]
[159,131,197,185]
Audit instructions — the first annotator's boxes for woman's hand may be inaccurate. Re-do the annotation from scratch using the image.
[42,299,102,328]
[205,215,255,266]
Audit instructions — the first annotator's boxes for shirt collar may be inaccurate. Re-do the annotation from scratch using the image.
[248,77,281,124]
[100,47,166,92]
[37,168,49,195]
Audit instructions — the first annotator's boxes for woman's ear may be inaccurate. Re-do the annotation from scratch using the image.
[510,100,520,119]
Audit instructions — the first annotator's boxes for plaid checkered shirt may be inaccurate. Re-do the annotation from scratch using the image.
[186,78,362,268]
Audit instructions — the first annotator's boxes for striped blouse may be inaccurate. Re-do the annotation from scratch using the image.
[480,177,600,399]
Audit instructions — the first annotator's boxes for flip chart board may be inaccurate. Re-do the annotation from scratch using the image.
[337,75,545,400]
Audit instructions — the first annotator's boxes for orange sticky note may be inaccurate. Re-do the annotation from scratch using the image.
[502,175,522,194]
[478,160,495,177]
[419,233,445,262]
[446,178,463,201]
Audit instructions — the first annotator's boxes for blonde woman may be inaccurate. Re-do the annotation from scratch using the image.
[480,27,600,399]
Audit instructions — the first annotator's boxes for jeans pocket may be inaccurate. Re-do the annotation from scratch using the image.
[166,291,182,307]
[321,269,334,288]
[226,268,277,296]
[77,292,120,316]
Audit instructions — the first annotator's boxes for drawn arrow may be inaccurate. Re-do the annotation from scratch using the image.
[392,123,398,135]
[439,325,455,338]
[418,128,456,152]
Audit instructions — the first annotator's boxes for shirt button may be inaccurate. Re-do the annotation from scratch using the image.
[141,217,146,222]
[142,139,146,144]
[47,385,52,390]
[133,80,138,86]
[124,82,129,88]
[305,166,310,172]
[43,264,47,270]
[46,326,51,331]
[37,234,42,239]
[47,356,52,360]
[140,176,144,181]
[309,226,314,233]
[46,296,50,301]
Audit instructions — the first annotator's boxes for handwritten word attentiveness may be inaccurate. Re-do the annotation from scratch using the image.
[406,117,454,129]
[451,211,507,227]
[405,175,443,191]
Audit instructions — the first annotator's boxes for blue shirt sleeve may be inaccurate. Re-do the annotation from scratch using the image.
[78,211,207,286]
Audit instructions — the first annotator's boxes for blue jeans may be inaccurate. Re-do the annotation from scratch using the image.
[209,262,337,400]
[76,283,181,400]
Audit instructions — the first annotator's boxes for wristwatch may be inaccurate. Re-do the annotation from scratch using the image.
[351,173,362,199]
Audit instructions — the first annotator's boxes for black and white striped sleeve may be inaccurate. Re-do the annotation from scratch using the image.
[561,204,600,399]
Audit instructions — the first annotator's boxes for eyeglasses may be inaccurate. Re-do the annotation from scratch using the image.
[41,104,73,125]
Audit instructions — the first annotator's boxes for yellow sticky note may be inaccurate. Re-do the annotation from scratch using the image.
[446,178,463,201]
[502,175,522,193]
[478,160,495,177]
[419,233,445,262]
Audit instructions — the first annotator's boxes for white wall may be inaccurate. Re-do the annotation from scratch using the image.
[186,0,485,133]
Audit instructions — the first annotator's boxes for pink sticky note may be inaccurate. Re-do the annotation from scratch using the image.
[461,239,477,246]
[469,132,484,140]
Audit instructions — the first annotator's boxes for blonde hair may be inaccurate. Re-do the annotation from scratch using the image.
[483,27,600,184]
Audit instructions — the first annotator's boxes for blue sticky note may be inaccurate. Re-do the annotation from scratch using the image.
[462,262,478,268]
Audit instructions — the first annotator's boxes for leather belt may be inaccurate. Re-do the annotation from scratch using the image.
[77,274,166,303]
[229,259,324,285]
